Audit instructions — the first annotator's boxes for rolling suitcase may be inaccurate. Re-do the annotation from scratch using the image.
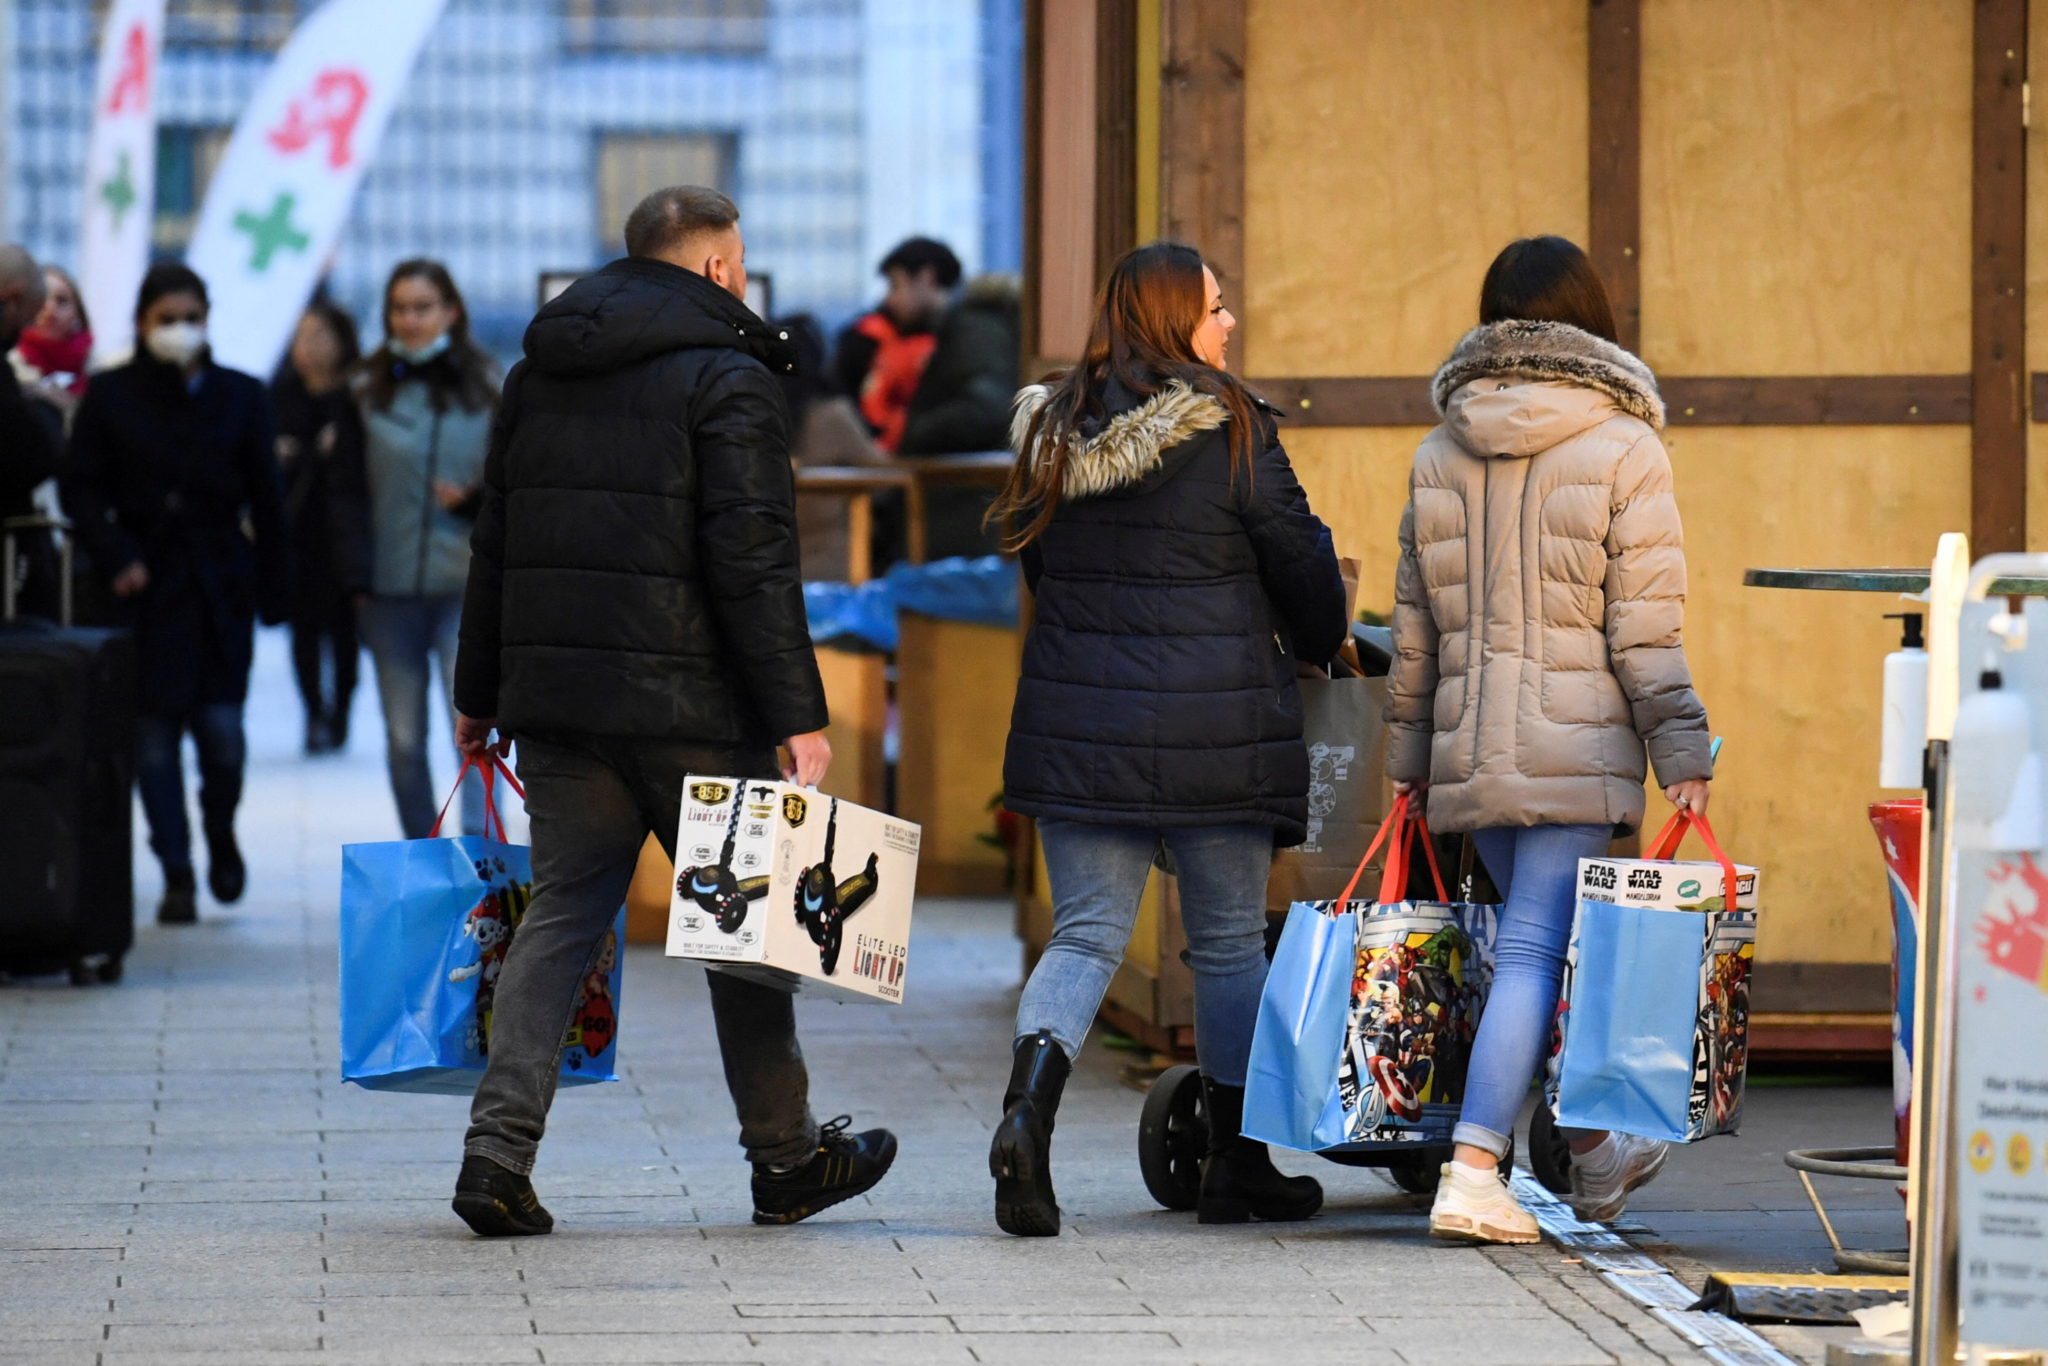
[0,516,135,984]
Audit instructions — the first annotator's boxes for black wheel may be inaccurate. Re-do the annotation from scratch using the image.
[1138,1064,1206,1211]
[1388,1154,1442,1194]
[67,959,95,987]
[1529,1103,1572,1194]
[97,956,123,985]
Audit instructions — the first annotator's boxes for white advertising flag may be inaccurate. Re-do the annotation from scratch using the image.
[186,0,447,377]
[79,0,166,367]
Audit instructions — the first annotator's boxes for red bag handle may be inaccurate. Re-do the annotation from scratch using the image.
[1334,795,1450,910]
[429,755,525,841]
[1644,807,1741,911]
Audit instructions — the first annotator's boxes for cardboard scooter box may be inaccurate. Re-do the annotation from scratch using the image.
[666,776,920,1003]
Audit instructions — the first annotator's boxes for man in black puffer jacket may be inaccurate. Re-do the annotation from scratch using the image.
[449,186,897,1236]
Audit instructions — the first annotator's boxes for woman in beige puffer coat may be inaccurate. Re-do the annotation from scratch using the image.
[1386,237,1714,1245]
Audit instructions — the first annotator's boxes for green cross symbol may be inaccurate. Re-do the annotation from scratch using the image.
[232,191,311,272]
[99,150,137,231]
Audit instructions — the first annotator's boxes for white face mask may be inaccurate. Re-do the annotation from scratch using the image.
[145,320,207,367]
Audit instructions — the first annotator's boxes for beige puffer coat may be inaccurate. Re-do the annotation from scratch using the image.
[1387,319,1712,834]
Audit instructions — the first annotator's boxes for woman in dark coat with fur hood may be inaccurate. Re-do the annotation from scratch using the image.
[987,241,1348,1236]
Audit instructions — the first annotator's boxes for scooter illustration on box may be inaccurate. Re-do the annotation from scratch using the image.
[792,798,880,975]
[675,785,771,933]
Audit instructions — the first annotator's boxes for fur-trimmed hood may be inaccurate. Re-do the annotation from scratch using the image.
[1008,380,1229,499]
[1431,319,1664,438]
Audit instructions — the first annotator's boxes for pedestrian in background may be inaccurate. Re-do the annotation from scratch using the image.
[0,246,65,620]
[9,262,92,428]
[449,184,897,1237]
[332,260,495,838]
[1387,235,1713,1244]
[272,299,363,756]
[62,262,289,925]
[832,236,959,452]
[987,240,1347,1236]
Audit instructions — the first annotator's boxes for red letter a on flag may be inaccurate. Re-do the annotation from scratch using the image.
[266,68,371,170]
[105,23,151,113]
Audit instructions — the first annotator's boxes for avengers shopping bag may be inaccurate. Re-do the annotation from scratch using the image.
[1552,809,1759,1142]
[1245,798,1499,1152]
[340,757,624,1095]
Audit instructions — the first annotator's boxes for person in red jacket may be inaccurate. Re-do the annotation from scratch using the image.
[831,237,960,452]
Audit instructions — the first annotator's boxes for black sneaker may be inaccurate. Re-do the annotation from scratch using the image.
[158,867,198,926]
[751,1116,898,1225]
[452,1154,553,1237]
[205,823,246,905]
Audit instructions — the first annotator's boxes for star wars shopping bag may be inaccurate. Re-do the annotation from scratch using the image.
[339,758,624,1095]
[1245,798,1499,1152]
[1552,810,1758,1142]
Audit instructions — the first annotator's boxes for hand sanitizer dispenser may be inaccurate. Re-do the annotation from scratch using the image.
[1951,653,2046,850]
[1879,611,1927,789]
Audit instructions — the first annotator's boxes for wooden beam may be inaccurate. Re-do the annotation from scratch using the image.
[1971,0,2027,552]
[1586,0,1642,354]
[1021,0,1045,368]
[1158,0,1246,367]
[2033,372,2048,421]
[1255,373,1974,428]
[1093,0,1139,278]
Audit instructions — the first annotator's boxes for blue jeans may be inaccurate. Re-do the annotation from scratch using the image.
[1021,821,1273,1086]
[1453,822,1614,1158]
[359,594,483,839]
[135,703,246,873]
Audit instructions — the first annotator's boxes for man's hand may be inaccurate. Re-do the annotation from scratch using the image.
[433,480,473,512]
[456,712,511,760]
[782,730,831,787]
[1664,779,1711,818]
[111,561,149,598]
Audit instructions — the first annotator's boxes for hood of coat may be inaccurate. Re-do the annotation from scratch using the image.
[1431,319,1664,460]
[1009,378,1229,499]
[522,256,797,379]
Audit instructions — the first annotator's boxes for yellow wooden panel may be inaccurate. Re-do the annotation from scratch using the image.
[1243,0,1587,376]
[816,645,887,812]
[624,835,672,946]
[1282,426,1434,618]
[1639,0,1971,374]
[897,614,1024,896]
[1666,426,1968,967]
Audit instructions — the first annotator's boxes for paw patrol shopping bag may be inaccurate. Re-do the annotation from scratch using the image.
[1552,809,1758,1142]
[1244,797,1499,1152]
[340,757,623,1095]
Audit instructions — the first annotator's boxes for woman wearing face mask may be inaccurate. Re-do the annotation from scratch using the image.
[331,260,499,838]
[987,241,1348,1235]
[272,300,364,756]
[63,263,289,925]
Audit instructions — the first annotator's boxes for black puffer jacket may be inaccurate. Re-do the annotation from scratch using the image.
[1003,376,1347,845]
[455,257,828,745]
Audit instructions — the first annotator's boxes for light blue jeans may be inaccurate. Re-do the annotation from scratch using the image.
[1021,821,1273,1086]
[1453,822,1614,1158]
[359,593,484,839]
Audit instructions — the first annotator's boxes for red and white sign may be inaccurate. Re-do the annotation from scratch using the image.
[79,0,165,366]
[186,0,447,377]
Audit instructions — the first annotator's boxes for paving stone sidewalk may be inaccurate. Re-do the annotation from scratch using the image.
[0,637,1868,1365]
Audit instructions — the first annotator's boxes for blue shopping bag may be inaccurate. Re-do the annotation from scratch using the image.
[340,757,623,1095]
[1554,810,1758,1142]
[1246,797,1496,1152]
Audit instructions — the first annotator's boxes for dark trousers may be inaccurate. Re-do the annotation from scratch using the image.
[135,703,245,874]
[290,590,358,726]
[464,733,819,1173]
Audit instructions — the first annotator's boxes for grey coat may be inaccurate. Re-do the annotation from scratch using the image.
[1386,320,1713,834]
[348,378,495,599]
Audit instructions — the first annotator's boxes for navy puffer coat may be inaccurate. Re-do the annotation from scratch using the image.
[1002,375,1347,846]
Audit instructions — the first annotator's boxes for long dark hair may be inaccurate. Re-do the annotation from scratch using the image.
[299,298,361,371]
[358,258,497,413]
[1478,235,1619,342]
[990,240,1256,549]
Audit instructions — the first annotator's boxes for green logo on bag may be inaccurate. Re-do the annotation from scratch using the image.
[1678,879,1702,899]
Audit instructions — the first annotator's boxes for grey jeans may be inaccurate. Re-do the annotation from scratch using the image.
[464,734,820,1172]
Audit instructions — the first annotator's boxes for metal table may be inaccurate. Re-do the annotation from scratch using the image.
[1745,567,2048,596]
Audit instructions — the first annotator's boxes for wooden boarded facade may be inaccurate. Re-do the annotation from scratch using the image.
[1025,0,2039,1053]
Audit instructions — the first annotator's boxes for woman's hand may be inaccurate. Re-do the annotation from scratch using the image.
[1664,780,1710,817]
[1392,780,1427,800]
[111,561,150,598]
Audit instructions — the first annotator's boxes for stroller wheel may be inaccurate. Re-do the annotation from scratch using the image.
[1138,1064,1206,1211]
[1528,1103,1573,1195]
[1387,1153,1443,1195]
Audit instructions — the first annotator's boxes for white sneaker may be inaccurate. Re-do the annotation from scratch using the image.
[1428,1162,1539,1245]
[1568,1133,1669,1222]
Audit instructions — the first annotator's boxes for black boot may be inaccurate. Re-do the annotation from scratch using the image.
[1197,1076,1324,1224]
[158,867,198,925]
[205,820,245,905]
[452,1153,553,1237]
[990,1029,1070,1236]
